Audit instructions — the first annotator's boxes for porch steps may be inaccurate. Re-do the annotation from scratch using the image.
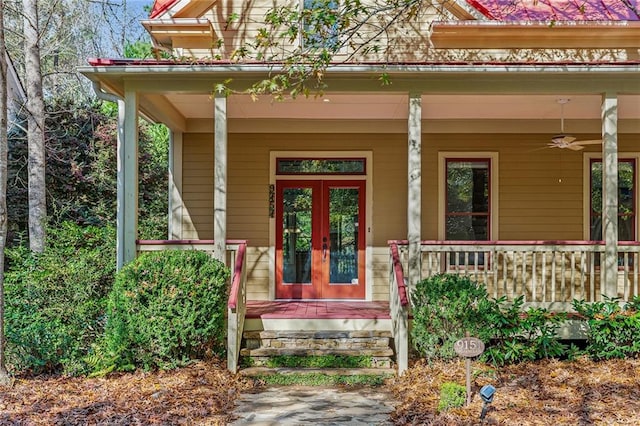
[239,330,396,374]
[239,367,396,377]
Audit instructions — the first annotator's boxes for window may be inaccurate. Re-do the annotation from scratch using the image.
[302,0,340,49]
[445,159,491,241]
[277,158,366,175]
[589,158,636,241]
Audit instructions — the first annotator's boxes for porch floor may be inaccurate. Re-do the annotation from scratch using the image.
[245,301,390,319]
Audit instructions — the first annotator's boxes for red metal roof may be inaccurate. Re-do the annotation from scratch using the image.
[150,0,179,19]
[86,57,640,67]
[467,0,640,21]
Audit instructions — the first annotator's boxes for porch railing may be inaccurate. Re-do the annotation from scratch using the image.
[391,240,640,312]
[136,239,249,373]
[389,242,410,375]
[226,241,248,373]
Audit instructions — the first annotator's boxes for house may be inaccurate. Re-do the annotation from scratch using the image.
[5,51,26,130]
[80,0,640,374]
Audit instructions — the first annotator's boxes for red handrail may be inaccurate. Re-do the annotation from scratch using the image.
[389,242,409,307]
[227,242,247,311]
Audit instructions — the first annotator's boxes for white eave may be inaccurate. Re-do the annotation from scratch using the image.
[142,18,215,49]
[430,21,640,49]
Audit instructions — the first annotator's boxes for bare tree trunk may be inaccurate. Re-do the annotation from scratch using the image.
[24,0,46,252]
[0,0,12,385]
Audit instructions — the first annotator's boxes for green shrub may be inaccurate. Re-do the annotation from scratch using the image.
[411,274,568,365]
[482,297,568,366]
[437,382,466,412]
[573,297,640,360]
[4,223,116,375]
[91,250,230,373]
[411,274,497,360]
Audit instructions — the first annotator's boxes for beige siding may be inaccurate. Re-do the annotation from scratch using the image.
[181,130,637,301]
[182,132,406,301]
[159,2,635,64]
[182,134,213,239]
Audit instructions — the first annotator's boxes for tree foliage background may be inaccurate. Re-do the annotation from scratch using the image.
[1,1,170,375]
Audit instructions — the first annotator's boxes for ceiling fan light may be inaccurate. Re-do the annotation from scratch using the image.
[551,134,576,144]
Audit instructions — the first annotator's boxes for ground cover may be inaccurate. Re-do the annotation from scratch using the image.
[390,357,640,425]
[0,360,253,425]
[1,357,639,425]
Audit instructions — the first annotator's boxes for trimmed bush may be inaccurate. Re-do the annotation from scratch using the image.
[411,274,497,361]
[91,250,230,373]
[573,297,640,360]
[4,223,116,375]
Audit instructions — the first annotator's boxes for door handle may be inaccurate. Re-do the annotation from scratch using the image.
[322,237,328,262]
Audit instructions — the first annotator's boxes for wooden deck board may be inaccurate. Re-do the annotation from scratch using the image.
[245,301,390,319]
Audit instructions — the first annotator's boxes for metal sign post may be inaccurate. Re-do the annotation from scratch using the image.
[454,332,485,406]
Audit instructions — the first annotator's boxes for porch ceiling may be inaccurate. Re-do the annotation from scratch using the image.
[167,92,640,121]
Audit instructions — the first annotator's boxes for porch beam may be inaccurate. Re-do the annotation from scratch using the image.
[407,92,422,290]
[118,87,139,269]
[214,92,227,263]
[602,92,619,299]
[168,130,183,240]
[83,71,640,96]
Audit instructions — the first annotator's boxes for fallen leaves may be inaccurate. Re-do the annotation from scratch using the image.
[1,356,640,425]
[0,359,254,425]
[390,356,640,425]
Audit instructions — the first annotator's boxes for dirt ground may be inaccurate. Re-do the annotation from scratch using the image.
[1,357,639,425]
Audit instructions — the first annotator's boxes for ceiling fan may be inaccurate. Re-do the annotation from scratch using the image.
[547,98,602,150]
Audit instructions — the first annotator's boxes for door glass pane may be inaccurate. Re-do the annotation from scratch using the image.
[282,188,313,283]
[329,187,359,284]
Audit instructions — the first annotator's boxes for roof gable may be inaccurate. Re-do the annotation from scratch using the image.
[467,0,640,21]
[150,0,217,19]
[150,0,179,19]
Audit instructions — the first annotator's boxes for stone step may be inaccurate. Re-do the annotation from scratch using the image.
[243,330,392,351]
[244,337,391,350]
[240,347,394,357]
[239,367,396,377]
[240,329,396,371]
[243,330,392,339]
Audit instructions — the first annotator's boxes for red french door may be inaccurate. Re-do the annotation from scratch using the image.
[276,180,366,299]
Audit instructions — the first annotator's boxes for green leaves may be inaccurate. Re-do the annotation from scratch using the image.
[573,297,640,360]
[411,274,568,366]
[91,250,230,373]
[4,223,116,375]
[411,274,498,361]
[437,382,466,413]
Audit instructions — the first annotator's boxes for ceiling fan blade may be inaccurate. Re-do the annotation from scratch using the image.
[575,140,602,145]
[566,143,585,151]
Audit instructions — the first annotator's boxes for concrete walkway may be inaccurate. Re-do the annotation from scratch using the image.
[229,386,397,425]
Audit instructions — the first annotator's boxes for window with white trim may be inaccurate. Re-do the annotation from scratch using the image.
[439,153,498,269]
[445,159,491,241]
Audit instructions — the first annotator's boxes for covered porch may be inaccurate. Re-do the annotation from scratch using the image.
[81,63,640,374]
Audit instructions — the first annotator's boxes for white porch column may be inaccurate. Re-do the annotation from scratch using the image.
[214,93,227,263]
[168,131,183,240]
[407,93,422,289]
[602,92,618,299]
[118,87,139,269]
